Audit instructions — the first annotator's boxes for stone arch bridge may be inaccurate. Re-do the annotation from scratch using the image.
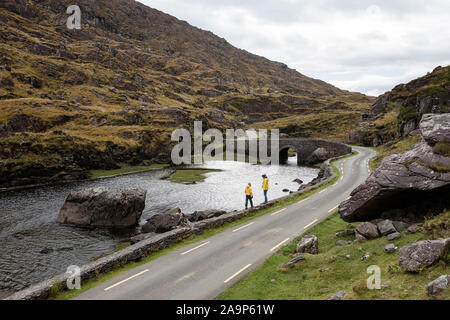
[233,138,352,165]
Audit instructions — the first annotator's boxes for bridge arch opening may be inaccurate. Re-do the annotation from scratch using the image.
[279,146,297,165]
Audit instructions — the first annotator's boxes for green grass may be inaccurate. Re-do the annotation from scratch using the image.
[218,213,450,300]
[90,164,170,179]
[52,153,353,300]
[165,168,222,183]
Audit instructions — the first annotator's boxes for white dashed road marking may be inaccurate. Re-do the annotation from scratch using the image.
[181,241,210,256]
[104,269,149,291]
[270,238,291,252]
[224,264,252,283]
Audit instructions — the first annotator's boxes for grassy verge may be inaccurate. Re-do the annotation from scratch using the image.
[165,168,222,184]
[90,164,170,179]
[52,152,355,300]
[218,212,450,300]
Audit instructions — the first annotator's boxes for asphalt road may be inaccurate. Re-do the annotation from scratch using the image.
[75,146,376,300]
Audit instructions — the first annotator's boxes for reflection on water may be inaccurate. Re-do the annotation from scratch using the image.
[0,156,318,291]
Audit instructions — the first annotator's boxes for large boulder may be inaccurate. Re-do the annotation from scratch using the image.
[339,114,450,222]
[57,187,146,228]
[296,235,319,254]
[398,238,450,272]
[142,208,190,234]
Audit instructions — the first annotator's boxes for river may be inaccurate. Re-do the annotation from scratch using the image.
[0,156,318,293]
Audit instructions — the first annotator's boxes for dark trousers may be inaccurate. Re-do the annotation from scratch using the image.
[245,195,253,209]
[264,190,268,203]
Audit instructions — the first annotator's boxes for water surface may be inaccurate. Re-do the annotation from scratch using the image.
[0,156,318,291]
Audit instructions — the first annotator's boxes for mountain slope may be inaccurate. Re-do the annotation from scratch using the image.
[0,0,371,188]
[350,65,450,147]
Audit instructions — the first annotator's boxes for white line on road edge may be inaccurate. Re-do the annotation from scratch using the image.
[271,208,287,216]
[181,241,210,255]
[304,219,319,230]
[328,205,339,213]
[270,238,291,252]
[318,189,327,194]
[224,264,252,283]
[232,222,255,233]
[104,269,149,291]
[298,199,307,205]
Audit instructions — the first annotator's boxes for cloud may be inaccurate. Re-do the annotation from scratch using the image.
[139,0,450,95]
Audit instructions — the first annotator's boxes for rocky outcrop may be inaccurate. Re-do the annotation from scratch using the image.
[339,114,450,222]
[296,235,319,254]
[398,238,450,272]
[57,188,146,228]
[142,208,190,234]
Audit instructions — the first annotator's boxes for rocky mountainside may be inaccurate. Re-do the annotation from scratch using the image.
[350,65,450,147]
[0,0,371,188]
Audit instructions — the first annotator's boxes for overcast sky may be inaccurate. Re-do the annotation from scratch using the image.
[139,0,450,96]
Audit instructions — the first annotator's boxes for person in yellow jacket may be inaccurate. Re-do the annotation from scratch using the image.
[245,183,254,209]
[262,174,269,203]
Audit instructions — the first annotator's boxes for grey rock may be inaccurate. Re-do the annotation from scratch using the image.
[377,220,397,236]
[384,244,397,254]
[392,221,409,232]
[327,290,347,300]
[355,231,367,241]
[420,113,450,145]
[426,275,450,296]
[356,222,380,239]
[142,208,188,234]
[335,229,356,238]
[386,232,402,241]
[296,235,319,255]
[185,210,227,222]
[57,188,146,228]
[398,238,450,272]
[281,254,305,269]
[406,223,423,234]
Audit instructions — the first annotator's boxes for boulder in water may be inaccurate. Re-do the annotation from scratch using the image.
[57,187,147,228]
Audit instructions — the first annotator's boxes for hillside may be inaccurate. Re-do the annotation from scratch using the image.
[0,0,371,188]
[350,65,450,147]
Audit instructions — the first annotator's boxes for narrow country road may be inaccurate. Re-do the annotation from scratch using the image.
[74,146,376,300]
